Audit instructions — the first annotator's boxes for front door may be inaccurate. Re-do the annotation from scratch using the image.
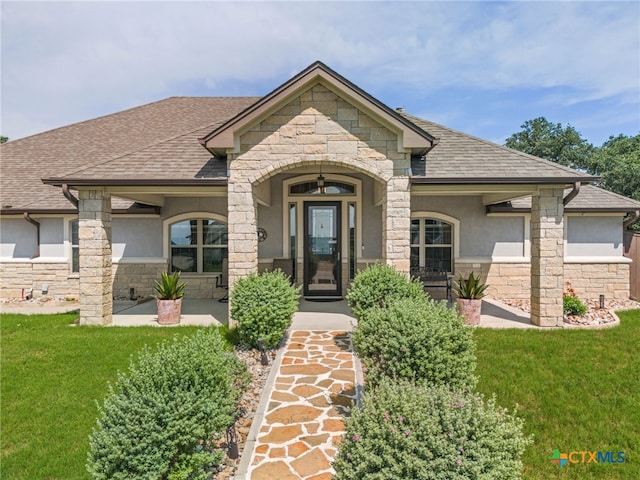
[304,202,341,297]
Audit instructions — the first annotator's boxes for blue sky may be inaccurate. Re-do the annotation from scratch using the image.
[1,1,639,146]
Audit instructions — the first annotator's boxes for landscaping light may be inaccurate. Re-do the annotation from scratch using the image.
[599,294,605,309]
[258,338,269,366]
[226,424,239,459]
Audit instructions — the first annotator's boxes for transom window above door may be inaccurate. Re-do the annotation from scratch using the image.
[411,218,453,273]
[169,219,227,273]
[289,180,355,195]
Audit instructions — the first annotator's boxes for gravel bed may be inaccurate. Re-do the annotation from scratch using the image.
[213,346,277,480]
[502,298,639,326]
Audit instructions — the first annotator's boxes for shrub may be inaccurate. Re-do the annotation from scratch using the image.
[87,329,248,480]
[346,263,425,319]
[334,380,532,480]
[230,269,301,348]
[352,297,477,389]
[564,295,588,316]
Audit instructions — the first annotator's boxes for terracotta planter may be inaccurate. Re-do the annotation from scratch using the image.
[157,298,182,325]
[456,298,482,326]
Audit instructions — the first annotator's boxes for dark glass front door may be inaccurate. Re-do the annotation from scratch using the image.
[304,202,341,296]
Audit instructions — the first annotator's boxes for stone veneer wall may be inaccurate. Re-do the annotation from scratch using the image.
[455,262,630,301]
[227,83,410,291]
[564,263,630,300]
[0,262,79,299]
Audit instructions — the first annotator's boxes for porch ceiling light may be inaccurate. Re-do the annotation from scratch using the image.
[317,174,326,194]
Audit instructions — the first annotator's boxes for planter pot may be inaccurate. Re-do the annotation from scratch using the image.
[456,298,482,326]
[157,298,182,325]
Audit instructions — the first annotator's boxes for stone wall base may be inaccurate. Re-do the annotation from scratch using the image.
[0,262,79,299]
[455,262,630,300]
[1,260,631,302]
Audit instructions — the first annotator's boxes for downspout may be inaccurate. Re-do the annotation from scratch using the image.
[62,184,79,208]
[23,212,40,259]
[563,182,581,206]
[624,210,640,229]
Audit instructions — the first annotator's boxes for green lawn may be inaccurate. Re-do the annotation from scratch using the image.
[2,310,638,479]
[475,309,640,480]
[0,312,225,480]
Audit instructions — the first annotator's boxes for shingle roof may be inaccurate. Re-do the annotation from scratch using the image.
[406,113,595,182]
[0,97,258,211]
[1,95,633,215]
[496,185,640,213]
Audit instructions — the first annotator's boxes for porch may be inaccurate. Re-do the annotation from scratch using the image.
[107,297,535,329]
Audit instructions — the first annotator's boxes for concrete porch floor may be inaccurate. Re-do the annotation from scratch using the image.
[1,297,538,329]
[109,296,537,329]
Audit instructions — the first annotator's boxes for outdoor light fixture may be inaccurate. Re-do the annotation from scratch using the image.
[317,173,326,194]
[226,424,239,459]
[258,338,269,366]
[599,294,605,309]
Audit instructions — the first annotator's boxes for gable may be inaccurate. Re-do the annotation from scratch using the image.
[200,61,435,158]
[238,84,405,162]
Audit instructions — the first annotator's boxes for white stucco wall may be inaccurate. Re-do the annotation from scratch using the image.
[411,195,526,260]
[0,217,37,258]
[565,215,623,258]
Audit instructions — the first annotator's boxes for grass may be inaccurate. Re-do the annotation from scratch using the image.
[0,312,231,480]
[475,309,640,480]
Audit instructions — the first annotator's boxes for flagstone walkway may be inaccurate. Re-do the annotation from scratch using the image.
[245,330,359,480]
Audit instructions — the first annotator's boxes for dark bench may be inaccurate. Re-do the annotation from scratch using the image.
[410,267,453,301]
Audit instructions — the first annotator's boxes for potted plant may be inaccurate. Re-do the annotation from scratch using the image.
[453,272,488,326]
[154,271,186,325]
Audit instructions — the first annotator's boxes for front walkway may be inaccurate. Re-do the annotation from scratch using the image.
[238,327,361,480]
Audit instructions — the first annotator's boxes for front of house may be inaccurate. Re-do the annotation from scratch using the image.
[1,62,638,326]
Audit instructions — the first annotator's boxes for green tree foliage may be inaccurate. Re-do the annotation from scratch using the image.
[584,134,640,203]
[0,136,8,143]
[504,117,594,169]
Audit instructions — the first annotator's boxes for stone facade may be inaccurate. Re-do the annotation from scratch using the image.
[78,189,112,325]
[111,262,166,299]
[565,262,630,300]
[226,84,411,297]
[455,261,630,301]
[0,262,79,299]
[530,188,565,327]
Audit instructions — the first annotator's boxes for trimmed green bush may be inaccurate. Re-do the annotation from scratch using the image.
[230,269,301,348]
[563,294,588,316]
[346,263,425,320]
[87,329,248,480]
[352,297,477,389]
[334,380,532,480]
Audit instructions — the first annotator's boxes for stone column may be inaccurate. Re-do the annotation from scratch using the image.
[383,176,411,274]
[78,189,112,326]
[227,174,258,327]
[530,187,564,327]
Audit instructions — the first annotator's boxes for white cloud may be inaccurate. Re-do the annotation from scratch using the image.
[1,1,638,140]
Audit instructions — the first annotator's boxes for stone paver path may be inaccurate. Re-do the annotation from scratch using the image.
[247,330,358,480]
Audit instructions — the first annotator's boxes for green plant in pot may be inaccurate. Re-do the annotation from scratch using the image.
[154,271,186,325]
[453,271,488,326]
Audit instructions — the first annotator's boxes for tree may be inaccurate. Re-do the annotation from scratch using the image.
[0,136,8,144]
[584,134,640,203]
[504,117,594,169]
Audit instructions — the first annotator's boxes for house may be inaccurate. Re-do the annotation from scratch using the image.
[1,61,638,327]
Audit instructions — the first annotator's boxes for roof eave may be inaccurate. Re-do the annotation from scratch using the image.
[410,176,599,185]
[42,178,229,187]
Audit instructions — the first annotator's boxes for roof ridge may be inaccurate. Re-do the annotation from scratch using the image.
[402,112,594,179]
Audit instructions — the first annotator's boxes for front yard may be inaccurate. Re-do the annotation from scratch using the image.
[1,308,638,479]
[475,308,640,480]
[0,313,216,479]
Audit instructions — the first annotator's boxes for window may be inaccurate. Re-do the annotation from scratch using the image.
[289,181,355,195]
[410,218,453,272]
[170,219,227,273]
[70,219,79,273]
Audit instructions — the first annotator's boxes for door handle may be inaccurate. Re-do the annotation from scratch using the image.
[337,252,341,261]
